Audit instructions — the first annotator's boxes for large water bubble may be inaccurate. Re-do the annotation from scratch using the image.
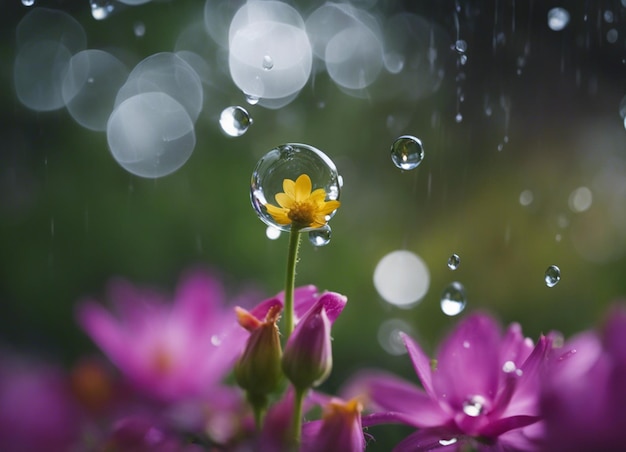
[547,8,570,31]
[107,92,196,178]
[390,135,425,170]
[62,50,128,131]
[373,250,430,308]
[115,52,204,123]
[228,1,312,101]
[250,143,341,232]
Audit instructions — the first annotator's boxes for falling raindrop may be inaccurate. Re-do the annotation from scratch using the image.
[545,265,561,287]
[606,29,618,44]
[308,225,331,247]
[462,395,486,417]
[440,282,466,316]
[21,0,35,5]
[455,112,463,123]
[454,39,467,54]
[219,106,252,137]
[90,0,115,20]
[262,54,274,70]
[447,253,460,270]
[251,143,341,232]
[519,189,534,206]
[547,8,570,31]
[133,21,146,37]
[390,135,424,170]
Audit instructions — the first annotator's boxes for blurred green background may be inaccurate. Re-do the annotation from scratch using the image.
[2,0,626,448]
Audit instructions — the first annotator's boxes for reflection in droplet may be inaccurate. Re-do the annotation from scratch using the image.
[265,225,281,240]
[22,0,35,6]
[454,39,467,54]
[308,225,331,247]
[377,319,413,355]
[440,282,466,316]
[251,143,341,232]
[462,395,486,417]
[219,106,252,137]
[439,438,457,446]
[390,135,424,170]
[447,253,460,270]
[547,7,570,31]
[545,265,561,287]
[373,250,430,308]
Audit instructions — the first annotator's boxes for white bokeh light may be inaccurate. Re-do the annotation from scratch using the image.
[373,250,430,307]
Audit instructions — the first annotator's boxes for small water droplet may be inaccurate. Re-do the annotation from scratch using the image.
[390,135,425,171]
[459,54,468,65]
[462,340,470,349]
[251,144,341,232]
[455,113,463,123]
[606,29,618,44]
[462,395,486,417]
[502,360,517,373]
[603,10,614,23]
[547,7,570,31]
[90,0,115,20]
[21,0,35,6]
[545,265,561,287]
[308,225,331,247]
[262,54,274,70]
[439,438,458,446]
[245,93,260,105]
[447,253,460,270]
[519,189,533,206]
[454,40,467,54]
[134,21,146,38]
[210,335,222,346]
[440,282,467,316]
[219,106,252,137]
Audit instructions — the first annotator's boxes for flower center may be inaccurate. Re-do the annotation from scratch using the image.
[287,201,318,228]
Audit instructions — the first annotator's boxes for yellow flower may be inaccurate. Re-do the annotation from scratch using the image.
[265,174,340,229]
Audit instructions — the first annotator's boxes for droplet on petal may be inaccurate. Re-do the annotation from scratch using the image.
[462,395,486,417]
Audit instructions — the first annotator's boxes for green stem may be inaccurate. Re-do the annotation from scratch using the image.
[290,386,306,449]
[284,227,301,337]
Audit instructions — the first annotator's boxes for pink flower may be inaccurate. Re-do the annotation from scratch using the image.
[77,268,256,402]
[346,313,553,451]
[540,304,626,451]
[301,397,366,452]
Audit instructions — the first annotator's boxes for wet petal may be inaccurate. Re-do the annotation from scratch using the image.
[432,314,501,407]
[392,428,466,452]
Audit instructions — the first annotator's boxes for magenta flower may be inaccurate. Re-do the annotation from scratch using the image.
[301,397,366,452]
[540,304,626,451]
[77,268,256,402]
[282,293,343,390]
[0,356,81,452]
[346,313,553,451]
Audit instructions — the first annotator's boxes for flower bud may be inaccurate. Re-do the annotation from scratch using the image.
[234,304,283,402]
[282,301,332,390]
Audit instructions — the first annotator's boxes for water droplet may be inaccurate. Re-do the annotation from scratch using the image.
[568,186,592,213]
[440,282,466,316]
[447,253,460,270]
[134,21,146,38]
[439,438,457,446]
[502,360,516,373]
[606,29,618,44]
[453,40,467,54]
[251,143,341,232]
[262,54,274,70]
[90,0,115,20]
[308,225,331,247]
[210,335,222,346]
[519,189,533,206]
[462,340,470,349]
[266,225,281,240]
[462,395,486,417]
[245,93,260,105]
[547,7,570,31]
[455,113,463,123]
[390,135,425,171]
[21,0,35,6]
[459,54,468,65]
[219,106,252,137]
[545,265,561,287]
[603,10,614,23]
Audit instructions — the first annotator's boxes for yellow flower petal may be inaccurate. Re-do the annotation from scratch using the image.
[283,178,296,198]
[275,192,295,209]
[265,204,291,224]
[294,174,312,202]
